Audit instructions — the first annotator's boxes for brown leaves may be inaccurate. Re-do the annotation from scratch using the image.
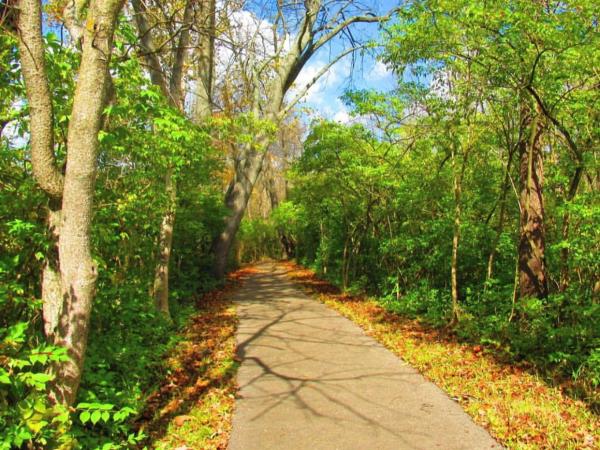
[284,262,600,450]
[134,267,247,449]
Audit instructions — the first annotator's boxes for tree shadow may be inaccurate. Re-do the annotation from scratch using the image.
[228,262,493,449]
[133,269,260,448]
[280,261,600,418]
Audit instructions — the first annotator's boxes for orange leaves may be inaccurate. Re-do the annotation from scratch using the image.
[135,267,249,449]
[284,261,600,450]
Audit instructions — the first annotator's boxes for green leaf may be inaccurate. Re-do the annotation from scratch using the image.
[80,411,91,424]
[26,419,48,434]
[0,369,10,384]
[91,410,101,425]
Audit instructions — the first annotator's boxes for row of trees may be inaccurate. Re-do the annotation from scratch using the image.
[256,0,599,406]
[1,0,391,446]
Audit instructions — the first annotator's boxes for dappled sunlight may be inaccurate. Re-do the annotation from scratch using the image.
[134,268,256,449]
[284,261,599,450]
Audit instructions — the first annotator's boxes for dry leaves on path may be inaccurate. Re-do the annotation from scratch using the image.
[282,261,599,450]
[136,266,263,449]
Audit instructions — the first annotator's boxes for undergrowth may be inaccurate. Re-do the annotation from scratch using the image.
[134,267,259,449]
[283,261,600,450]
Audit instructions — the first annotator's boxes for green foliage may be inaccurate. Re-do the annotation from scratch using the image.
[0,321,72,449]
[272,0,599,403]
[286,110,598,403]
[1,28,227,447]
[237,218,281,263]
[2,0,599,446]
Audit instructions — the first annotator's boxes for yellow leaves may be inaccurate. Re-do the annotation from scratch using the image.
[285,261,600,450]
[136,269,247,449]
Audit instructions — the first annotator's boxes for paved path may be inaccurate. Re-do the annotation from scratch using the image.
[228,263,500,450]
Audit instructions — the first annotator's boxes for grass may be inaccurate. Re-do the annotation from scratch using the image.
[134,267,258,450]
[282,261,599,450]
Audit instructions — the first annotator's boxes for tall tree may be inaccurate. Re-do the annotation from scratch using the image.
[16,0,124,405]
[518,106,548,298]
[382,0,599,302]
[212,0,392,277]
[130,0,214,317]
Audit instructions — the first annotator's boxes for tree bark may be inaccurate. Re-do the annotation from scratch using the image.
[213,143,268,278]
[193,0,215,122]
[450,144,467,325]
[211,3,388,278]
[518,111,548,299]
[17,0,124,406]
[16,0,63,198]
[54,0,123,406]
[131,0,196,315]
[16,0,64,339]
[153,168,176,319]
[42,202,62,340]
[486,144,516,283]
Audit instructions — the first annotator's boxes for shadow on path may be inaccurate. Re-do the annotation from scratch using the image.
[228,262,500,450]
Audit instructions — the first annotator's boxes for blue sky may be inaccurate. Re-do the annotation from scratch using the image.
[291,47,397,123]
[289,1,399,123]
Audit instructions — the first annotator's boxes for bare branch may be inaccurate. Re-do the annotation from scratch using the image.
[281,45,363,118]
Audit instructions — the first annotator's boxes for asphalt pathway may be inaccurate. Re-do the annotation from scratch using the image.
[227,262,501,450]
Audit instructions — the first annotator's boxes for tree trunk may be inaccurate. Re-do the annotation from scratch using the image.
[53,1,123,405]
[15,0,63,199]
[450,146,464,324]
[265,163,295,259]
[486,145,516,283]
[518,112,548,299]
[559,165,583,292]
[17,0,123,406]
[342,237,350,290]
[193,0,215,122]
[213,144,268,278]
[42,202,62,339]
[131,0,195,314]
[559,213,570,292]
[153,168,176,319]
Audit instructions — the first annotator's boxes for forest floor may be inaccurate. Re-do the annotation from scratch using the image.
[136,261,599,449]
[134,267,259,450]
[282,261,600,450]
[227,262,498,450]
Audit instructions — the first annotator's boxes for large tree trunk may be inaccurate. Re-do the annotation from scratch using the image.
[53,0,123,405]
[153,168,176,319]
[213,145,267,278]
[210,2,387,277]
[17,1,67,348]
[518,112,548,299]
[17,0,123,405]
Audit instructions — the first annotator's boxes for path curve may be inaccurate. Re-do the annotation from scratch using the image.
[228,262,501,450]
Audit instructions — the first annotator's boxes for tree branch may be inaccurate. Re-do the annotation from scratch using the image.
[526,85,583,200]
[281,45,362,118]
[16,0,64,199]
[131,0,170,101]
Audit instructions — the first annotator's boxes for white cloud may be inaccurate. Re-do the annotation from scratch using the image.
[288,57,352,106]
[333,108,351,123]
[368,60,393,82]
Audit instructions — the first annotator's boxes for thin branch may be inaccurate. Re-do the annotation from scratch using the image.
[281,45,362,117]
